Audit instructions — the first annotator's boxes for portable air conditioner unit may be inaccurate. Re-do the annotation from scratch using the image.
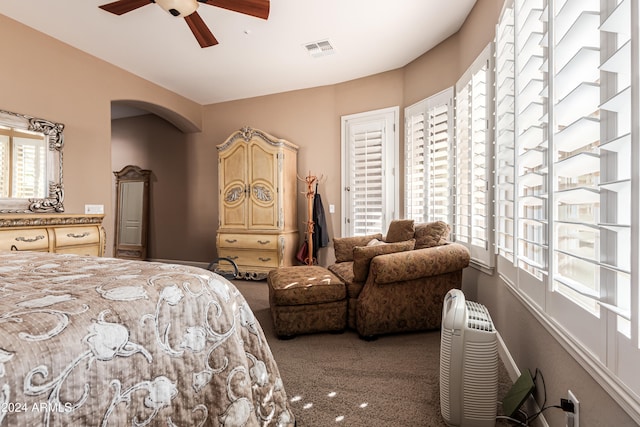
[440,289,498,427]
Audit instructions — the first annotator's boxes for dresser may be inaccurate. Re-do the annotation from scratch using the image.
[217,127,298,280]
[0,213,105,256]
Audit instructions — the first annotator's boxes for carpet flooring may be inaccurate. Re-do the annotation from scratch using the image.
[234,280,514,427]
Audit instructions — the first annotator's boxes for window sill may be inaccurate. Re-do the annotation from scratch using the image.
[469,257,494,275]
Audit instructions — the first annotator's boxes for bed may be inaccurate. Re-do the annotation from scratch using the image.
[0,250,295,426]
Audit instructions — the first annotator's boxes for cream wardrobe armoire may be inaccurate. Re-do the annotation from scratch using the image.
[216,127,299,280]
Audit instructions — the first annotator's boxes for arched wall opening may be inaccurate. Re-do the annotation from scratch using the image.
[110,100,197,262]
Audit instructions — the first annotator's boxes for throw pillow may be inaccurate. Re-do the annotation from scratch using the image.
[385,219,415,243]
[352,239,415,282]
[366,238,387,246]
[414,221,451,249]
[333,233,383,263]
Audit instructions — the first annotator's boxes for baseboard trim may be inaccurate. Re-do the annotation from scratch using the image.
[498,332,550,427]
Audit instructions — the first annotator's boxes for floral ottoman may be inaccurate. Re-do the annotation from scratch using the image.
[267,266,347,338]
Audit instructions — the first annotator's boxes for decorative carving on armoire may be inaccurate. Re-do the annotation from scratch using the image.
[253,185,273,202]
[225,186,245,203]
[216,127,299,280]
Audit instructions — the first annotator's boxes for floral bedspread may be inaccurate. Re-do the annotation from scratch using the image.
[0,251,294,427]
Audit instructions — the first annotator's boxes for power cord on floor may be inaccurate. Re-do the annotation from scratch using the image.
[497,369,564,426]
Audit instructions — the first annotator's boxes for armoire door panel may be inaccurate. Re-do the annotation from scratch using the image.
[250,204,277,228]
[219,142,248,229]
[249,142,278,184]
[222,203,247,228]
[221,143,247,188]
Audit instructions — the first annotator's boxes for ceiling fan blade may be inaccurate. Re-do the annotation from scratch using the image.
[184,12,219,48]
[99,0,151,15]
[200,0,270,20]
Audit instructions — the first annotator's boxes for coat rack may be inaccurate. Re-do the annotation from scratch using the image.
[298,171,324,265]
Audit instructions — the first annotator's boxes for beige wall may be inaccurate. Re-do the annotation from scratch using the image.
[2,1,637,425]
[0,13,202,256]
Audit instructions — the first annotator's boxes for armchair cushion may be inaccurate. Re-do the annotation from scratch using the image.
[414,221,451,249]
[328,261,363,298]
[384,219,415,243]
[370,243,470,285]
[352,239,415,282]
[333,233,382,263]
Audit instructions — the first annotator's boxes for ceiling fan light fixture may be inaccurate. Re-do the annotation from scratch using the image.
[155,0,198,17]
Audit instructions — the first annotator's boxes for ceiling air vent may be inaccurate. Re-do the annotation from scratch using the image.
[304,39,335,58]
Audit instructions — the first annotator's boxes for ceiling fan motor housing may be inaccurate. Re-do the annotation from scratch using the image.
[153,0,198,17]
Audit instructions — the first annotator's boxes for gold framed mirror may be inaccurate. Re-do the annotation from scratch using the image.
[114,165,151,260]
[0,109,64,213]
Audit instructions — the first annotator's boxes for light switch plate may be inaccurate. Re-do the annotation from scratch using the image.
[85,204,104,214]
[329,204,335,213]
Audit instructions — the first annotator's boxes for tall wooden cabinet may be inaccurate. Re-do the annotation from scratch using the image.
[217,127,299,280]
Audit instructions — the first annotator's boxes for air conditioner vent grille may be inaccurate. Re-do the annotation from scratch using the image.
[304,39,336,58]
[466,300,494,332]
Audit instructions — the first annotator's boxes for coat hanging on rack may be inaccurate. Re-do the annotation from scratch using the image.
[312,182,329,260]
[297,172,326,265]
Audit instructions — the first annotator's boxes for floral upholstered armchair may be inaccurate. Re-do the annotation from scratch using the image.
[328,220,470,339]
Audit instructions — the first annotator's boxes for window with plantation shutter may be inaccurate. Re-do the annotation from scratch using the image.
[494,0,640,416]
[405,105,426,223]
[427,101,453,223]
[515,0,548,304]
[405,88,454,225]
[455,44,494,268]
[495,1,516,278]
[548,0,604,355]
[341,107,399,237]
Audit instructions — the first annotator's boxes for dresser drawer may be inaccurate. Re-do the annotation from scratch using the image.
[217,248,280,269]
[56,244,101,257]
[0,228,50,251]
[218,233,278,250]
[53,226,100,248]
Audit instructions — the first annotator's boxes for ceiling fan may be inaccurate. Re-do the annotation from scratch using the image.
[98,0,270,48]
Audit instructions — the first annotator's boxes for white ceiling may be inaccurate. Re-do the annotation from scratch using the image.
[0,0,476,105]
